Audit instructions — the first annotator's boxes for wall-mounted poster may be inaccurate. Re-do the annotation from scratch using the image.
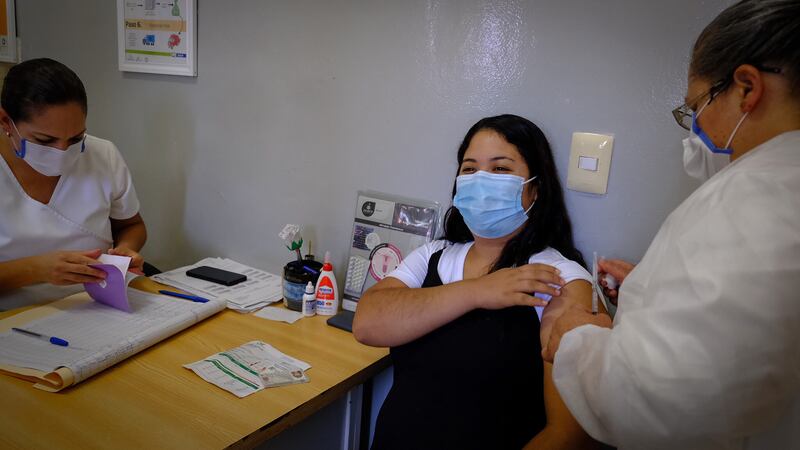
[0,0,17,63]
[117,0,197,76]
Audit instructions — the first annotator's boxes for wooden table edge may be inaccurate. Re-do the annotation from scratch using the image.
[227,354,392,449]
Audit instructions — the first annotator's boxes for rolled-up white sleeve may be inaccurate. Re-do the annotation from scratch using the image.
[107,142,140,220]
[386,242,440,289]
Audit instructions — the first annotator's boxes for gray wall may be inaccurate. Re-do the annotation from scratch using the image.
[17,0,730,276]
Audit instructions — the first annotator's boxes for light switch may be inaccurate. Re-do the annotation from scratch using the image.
[578,156,598,171]
[567,132,614,194]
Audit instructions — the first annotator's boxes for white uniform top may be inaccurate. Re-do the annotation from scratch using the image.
[553,131,800,450]
[389,240,592,319]
[0,135,140,310]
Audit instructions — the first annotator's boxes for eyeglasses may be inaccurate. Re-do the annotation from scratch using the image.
[671,65,782,131]
[671,84,722,131]
[672,103,698,131]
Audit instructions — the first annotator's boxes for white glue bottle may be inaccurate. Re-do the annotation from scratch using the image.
[302,282,316,317]
[315,252,339,316]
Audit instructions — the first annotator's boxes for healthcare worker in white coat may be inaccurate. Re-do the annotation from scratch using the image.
[0,58,147,310]
[540,1,800,449]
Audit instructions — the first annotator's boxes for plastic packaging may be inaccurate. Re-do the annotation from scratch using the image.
[302,282,316,317]
[315,252,339,316]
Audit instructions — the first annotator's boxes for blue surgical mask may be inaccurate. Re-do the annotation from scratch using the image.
[453,171,536,239]
[682,98,748,181]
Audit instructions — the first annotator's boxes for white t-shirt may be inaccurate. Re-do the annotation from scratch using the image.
[0,135,140,310]
[388,240,592,319]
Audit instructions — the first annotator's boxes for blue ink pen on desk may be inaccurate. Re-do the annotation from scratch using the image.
[12,327,70,347]
[158,290,210,303]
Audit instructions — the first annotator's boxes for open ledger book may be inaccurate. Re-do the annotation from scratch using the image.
[0,288,225,392]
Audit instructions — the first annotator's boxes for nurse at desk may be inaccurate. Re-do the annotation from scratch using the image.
[0,58,147,310]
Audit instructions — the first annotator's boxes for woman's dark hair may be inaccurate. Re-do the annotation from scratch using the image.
[691,0,800,97]
[1,58,87,122]
[442,114,586,271]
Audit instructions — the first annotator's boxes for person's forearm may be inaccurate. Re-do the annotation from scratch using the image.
[527,360,603,450]
[0,256,41,292]
[113,222,147,251]
[353,280,479,347]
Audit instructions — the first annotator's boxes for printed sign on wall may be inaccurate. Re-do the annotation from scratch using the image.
[0,0,17,63]
[117,0,197,76]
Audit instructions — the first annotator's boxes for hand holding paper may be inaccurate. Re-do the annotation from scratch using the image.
[83,254,138,312]
[108,246,144,274]
[35,249,106,285]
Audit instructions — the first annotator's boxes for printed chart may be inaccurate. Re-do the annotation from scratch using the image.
[117,0,196,76]
[0,0,17,63]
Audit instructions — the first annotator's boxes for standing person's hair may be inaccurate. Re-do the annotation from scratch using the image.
[442,114,586,271]
[1,58,88,122]
[691,0,800,97]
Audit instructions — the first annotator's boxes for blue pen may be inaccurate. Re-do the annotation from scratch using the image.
[12,327,70,347]
[303,265,319,275]
[158,290,210,303]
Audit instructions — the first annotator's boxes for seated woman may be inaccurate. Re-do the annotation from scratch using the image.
[0,58,146,310]
[353,114,601,450]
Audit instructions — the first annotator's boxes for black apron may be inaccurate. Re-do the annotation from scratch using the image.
[371,249,546,450]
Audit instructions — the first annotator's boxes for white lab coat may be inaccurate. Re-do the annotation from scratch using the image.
[0,135,140,310]
[553,130,800,450]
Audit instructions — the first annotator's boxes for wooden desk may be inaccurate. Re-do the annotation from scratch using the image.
[0,278,390,449]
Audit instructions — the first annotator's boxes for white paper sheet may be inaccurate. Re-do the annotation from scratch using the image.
[254,306,303,324]
[153,258,283,311]
[184,340,311,398]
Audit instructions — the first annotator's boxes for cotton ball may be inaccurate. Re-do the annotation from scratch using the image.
[603,273,619,290]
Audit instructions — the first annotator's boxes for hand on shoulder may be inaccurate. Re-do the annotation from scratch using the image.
[467,263,565,310]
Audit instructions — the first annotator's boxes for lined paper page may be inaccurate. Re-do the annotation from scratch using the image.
[0,289,225,382]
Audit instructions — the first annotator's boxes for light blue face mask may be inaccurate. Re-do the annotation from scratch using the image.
[453,171,536,239]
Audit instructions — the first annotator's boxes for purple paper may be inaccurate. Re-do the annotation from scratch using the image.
[84,264,132,312]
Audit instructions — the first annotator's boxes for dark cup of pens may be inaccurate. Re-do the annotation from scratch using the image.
[282,260,322,312]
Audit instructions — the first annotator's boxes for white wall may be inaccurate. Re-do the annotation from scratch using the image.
[17,0,730,277]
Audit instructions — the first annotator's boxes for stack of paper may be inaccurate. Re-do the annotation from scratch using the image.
[0,289,226,391]
[184,341,311,398]
[153,258,283,312]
